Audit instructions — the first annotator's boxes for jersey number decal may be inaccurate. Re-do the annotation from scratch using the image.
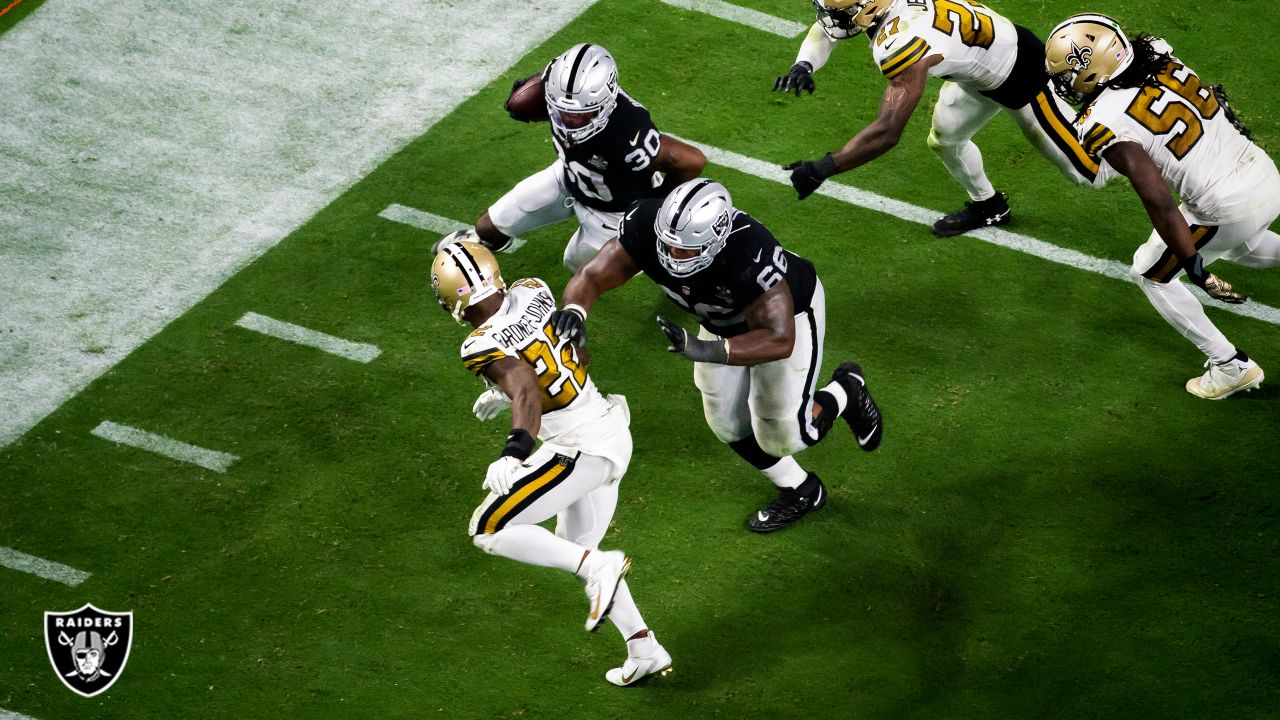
[932,0,995,50]
[623,128,663,171]
[518,320,588,412]
[1124,62,1220,160]
[566,161,614,203]
[756,246,790,292]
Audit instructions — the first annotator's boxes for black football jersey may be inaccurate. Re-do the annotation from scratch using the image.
[552,90,664,213]
[617,199,817,338]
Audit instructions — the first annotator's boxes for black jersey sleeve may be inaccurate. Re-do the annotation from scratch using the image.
[721,215,817,315]
[615,199,661,268]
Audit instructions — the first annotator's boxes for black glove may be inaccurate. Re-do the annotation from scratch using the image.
[1183,253,1247,304]
[551,305,588,346]
[657,316,728,364]
[773,61,815,96]
[783,153,838,200]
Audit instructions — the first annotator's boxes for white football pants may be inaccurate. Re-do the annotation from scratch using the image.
[487,160,622,273]
[693,280,827,459]
[1130,164,1280,364]
[469,448,649,640]
[928,82,1113,201]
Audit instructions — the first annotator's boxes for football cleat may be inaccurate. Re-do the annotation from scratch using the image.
[833,362,883,451]
[932,191,1011,237]
[605,633,673,687]
[747,473,826,533]
[1185,358,1264,400]
[582,550,631,632]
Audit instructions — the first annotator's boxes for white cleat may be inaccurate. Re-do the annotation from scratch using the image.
[1186,358,1264,400]
[582,550,631,632]
[605,633,673,687]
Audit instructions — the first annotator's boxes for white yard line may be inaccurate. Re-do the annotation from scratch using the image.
[379,205,470,235]
[1,709,42,720]
[0,0,598,449]
[0,546,91,587]
[91,420,239,473]
[659,0,807,37]
[379,204,526,252]
[681,137,1280,328]
[234,313,380,363]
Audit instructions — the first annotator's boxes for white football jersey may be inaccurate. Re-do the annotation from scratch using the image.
[460,278,629,470]
[869,0,1017,91]
[1075,41,1273,224]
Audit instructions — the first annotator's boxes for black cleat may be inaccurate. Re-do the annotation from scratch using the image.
[932,191,1011,237]
[747,473,826,533]
[833,362,883,451]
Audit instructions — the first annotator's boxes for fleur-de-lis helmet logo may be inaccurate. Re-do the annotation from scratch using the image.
[1066,41,1093,70]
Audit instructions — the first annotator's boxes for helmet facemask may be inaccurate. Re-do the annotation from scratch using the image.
[1045,14,1134,105]
[655,180,735,278]
[812,0,890,39]
[545,44,619,145]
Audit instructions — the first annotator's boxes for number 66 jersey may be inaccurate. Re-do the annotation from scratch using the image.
[460,278,632,476]
[616,199,818,338]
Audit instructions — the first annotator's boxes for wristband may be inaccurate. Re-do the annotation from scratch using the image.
[501,428,535,460]
[814,152,838,179]
[561,303,588,320]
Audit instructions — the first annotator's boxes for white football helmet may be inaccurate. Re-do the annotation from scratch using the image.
[544,43,619,145]
[1045,14,1135,104]
[812,0,894,40]
[655,179,734,278]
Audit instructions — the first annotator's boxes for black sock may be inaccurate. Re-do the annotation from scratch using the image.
[1231,348,1250,363]
[727,435,781,471]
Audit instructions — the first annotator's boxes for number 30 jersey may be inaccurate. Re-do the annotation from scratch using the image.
[617,199,817,338]
[1074,40,1276,224]
[553,90,665,213]
[460,278,620,449]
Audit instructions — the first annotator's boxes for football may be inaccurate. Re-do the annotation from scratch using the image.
[504,74,548,122]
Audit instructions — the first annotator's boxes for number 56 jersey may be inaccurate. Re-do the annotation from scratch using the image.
[1074,41,1279,224]
[460,278,632,476]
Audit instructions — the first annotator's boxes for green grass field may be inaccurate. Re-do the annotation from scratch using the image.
[3,1,1279,718]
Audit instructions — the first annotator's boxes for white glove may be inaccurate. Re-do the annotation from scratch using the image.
[432,228,478,255]
[472,387,511,421]
[484,456,523,496]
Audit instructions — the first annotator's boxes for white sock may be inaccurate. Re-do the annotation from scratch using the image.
[606,580,648,641]
[761,455,807,489]
[931,137,995,202]
[474,524,586,573]
[1135,274,1235,363]
[819,380,849,415]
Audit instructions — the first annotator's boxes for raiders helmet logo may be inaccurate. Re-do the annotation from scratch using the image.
[45,604,134,697]
[1066,42,1092,70]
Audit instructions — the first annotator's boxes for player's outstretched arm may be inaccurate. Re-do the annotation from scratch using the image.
[783,56,937,200]
[554,238,642,345]
[654,135,707,195]
[1104,141,1247,303]
[773,24,839,95]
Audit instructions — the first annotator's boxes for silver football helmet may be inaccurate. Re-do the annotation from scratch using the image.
[544,43,619,145]
[655,179,734,278]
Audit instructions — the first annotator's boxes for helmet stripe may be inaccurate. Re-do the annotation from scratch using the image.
[671,179,713,229]
[446,243,485,288]
[566,43,593,94]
